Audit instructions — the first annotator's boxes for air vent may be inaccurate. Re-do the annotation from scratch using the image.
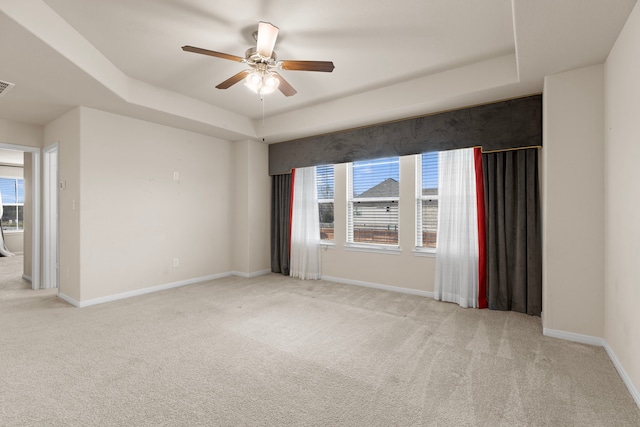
[0,80,15,98]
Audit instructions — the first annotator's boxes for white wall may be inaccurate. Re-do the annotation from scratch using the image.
[231,140,271,276]
[246,141,271,274]
[45,108,81,300]
[0,118,42,149]
[604,1,640,402]
[0,148,24,165]
[231,141,250,274]
[321,156,436,294]
[75,107,234,301]
[0,165,23,180]
[542,65,605,338]
[44,106,272,304]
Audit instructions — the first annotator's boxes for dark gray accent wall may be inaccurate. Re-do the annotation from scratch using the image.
[268,95,542,175]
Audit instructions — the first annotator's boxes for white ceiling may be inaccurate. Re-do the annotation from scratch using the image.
[0,0,636,143]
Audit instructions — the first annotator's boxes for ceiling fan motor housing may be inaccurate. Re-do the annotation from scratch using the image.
[245,47,277,66]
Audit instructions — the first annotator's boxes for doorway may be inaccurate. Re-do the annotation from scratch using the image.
[0,142,41,290]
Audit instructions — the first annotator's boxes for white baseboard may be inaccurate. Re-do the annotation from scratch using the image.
[543,328,639,409]
[56,270,274,308]
[603,341,640,409]
[230,269,272,278]
[320,275,434,299]
[62,272,234,308]
[57,292,80,307]
[543,328,604,346]
[22,274,32,283]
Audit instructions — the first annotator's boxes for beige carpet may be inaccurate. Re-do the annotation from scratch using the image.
[0,255,29,291]
[0,264,638,426]
[0,255,56,302]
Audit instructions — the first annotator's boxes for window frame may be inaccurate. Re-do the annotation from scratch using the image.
[316,164,335,244]
[346,157,401,252]
[0,176,25,233]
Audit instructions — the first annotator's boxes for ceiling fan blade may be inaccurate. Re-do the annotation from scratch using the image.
[280,60,335,72]
[182,45,244,62]
[216,70,251,89]
[256,22,279,58]
[273,72,297,97]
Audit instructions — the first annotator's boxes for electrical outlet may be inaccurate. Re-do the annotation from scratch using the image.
[173,171,179,181]
[173,258,179,268]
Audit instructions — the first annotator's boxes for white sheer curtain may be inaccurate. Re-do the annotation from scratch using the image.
[290,166,321,280]
[434,148,478,308]
[0,191,15,257]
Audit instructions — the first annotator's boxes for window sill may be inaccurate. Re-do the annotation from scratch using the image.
[320,241,336,249]
[413,248,436,258]
[345,243,402,255]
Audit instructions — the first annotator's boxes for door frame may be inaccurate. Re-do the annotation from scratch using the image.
[0,142,40,290]
[43,143,59,289]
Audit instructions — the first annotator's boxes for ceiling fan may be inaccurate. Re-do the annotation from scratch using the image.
[182,22,335,97]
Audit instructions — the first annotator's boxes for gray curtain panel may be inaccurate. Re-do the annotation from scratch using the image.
[482,149,542,316]
[271,174,292,275]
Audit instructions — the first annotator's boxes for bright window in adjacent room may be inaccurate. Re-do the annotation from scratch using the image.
[416,152,439,249]
[316,164,335,241]
[0,177,25,232]
[348,156,400,246]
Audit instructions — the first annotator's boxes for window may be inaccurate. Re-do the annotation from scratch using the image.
[416,152,439,249]
[316,165,334,241]
[0,177,25,232]
[348,157,400,245]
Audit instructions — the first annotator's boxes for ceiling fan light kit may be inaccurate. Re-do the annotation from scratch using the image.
[244,68,280,95]
[182,21,334,97]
